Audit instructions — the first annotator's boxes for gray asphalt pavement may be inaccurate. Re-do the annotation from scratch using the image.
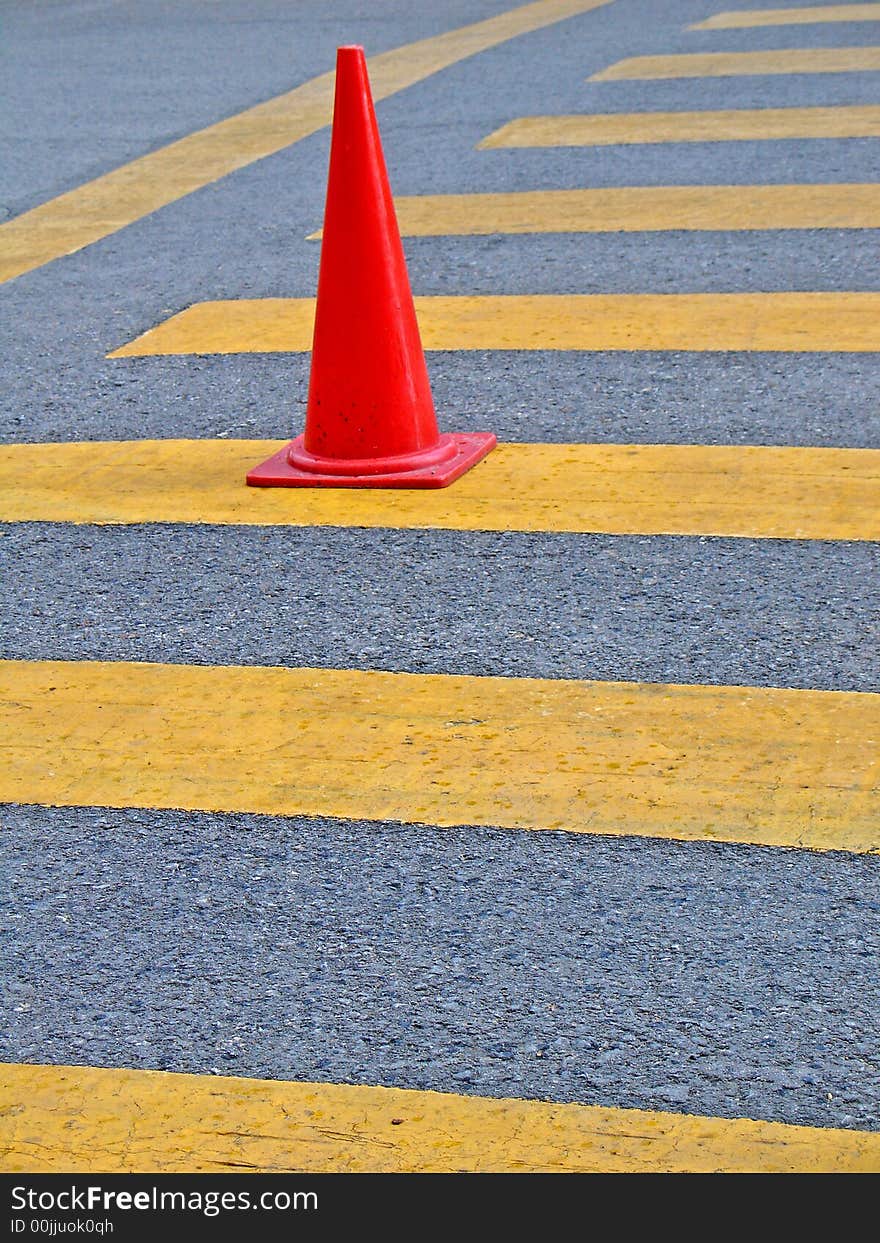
[2,524,878,691]
[3,803,878,1132]
[1,0,878,1137]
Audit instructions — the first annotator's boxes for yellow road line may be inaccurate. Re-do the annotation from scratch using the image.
[1,660,877,854]
[4,1063,879,1174]
[1,440,877,541]
[479,104,880,146]
[0,1,613,286]
[590,46,880,79]
[691,5,880,30]
[352,184,880,236]
[108,293,880,356]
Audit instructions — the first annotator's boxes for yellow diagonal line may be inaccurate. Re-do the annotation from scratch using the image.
[1,440,877,541]
[107,294,880,355]
[1,660,877,853]
[478,105,880,147]
[0,0,613,285]
[590,46,880,80]
[3,1063,879,1173]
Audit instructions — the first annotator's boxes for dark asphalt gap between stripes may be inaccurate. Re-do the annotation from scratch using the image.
[1,524,877,694]
[3,348,876,449]
[2,803,877,1134]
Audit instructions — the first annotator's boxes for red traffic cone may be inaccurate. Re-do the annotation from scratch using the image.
[247,45,496,489]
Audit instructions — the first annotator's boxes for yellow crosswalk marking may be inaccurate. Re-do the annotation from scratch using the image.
[4,0,876,1176]
[691,5,880,30]
[590,46,880,79]
[108,294,880,356]
[1,440,877,541]
[360,184,880,236]
[479,105,880,147]
[1,660,877,853]
[3,1063,879,1173]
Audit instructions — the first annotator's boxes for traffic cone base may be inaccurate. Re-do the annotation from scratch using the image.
[247,431,496,489]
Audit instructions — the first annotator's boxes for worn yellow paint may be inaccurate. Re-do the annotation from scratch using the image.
[1,660,877,853]
[692,5,880,30]
[3,1063,879,1174]
[479,104,880,147]
[108,293,880,356]
[330,184,880,237]
[1,440,877,541]
[590,45,880,79]
[0,0,612,285]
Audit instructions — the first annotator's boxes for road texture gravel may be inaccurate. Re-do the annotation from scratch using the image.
[1,0,877,1137]
[1,524,877,692]
[3,804,878,1132]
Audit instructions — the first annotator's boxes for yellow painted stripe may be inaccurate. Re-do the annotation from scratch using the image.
[590,46,880,79]
[1,660,877,854]
[479,104,880,147]
[0,1,612,286]
[108,294,880,356]
[692,5,880,30]
[4,1063,879,1173]
[1,440,877,541]
[357,184,880,236]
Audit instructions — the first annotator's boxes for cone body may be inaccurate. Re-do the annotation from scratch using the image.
[304,45,438,463]
[247,45,495,489]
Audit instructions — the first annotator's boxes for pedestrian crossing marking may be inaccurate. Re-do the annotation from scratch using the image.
[479,105,880,147]
[590,46,880,79]
[3,1063,879,1173]
[691,5,880,30]
[108,293,880,356]
[4,0,878,1174]
[335,184,880,237]
[1,440,877,541]
[1,660,877,854]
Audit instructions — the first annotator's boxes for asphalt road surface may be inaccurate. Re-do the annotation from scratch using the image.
[1,0,878,1172]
